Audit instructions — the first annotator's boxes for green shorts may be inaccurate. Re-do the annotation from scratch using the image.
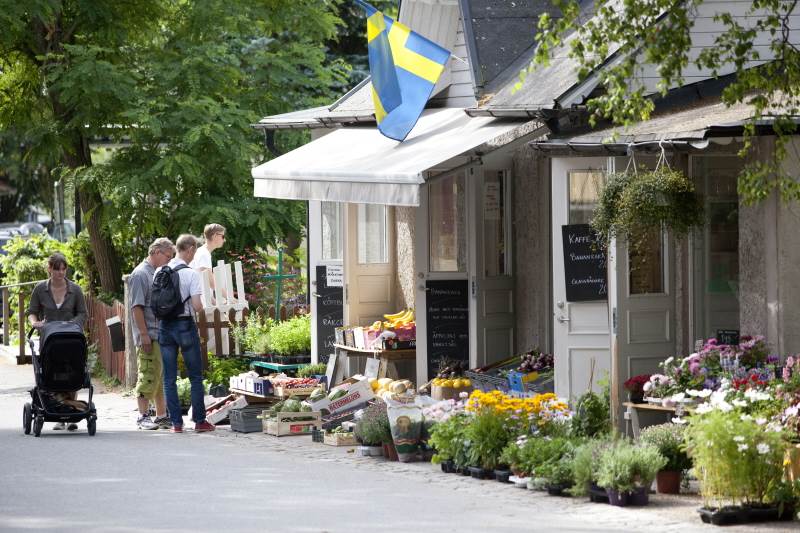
[134,341,164,400]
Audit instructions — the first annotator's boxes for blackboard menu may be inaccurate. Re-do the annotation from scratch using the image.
[315,265,343,359]
[716,329,740,345]
[426,279,469,380]
[561,224,607,302]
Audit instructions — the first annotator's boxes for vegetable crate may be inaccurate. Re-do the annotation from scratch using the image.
[229,406,266,433]
[323,431,358,446]
[273,386,319,399]
[262,411,322,437]
[506,370,554,393]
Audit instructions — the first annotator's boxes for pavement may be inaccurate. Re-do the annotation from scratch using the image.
[0,345,797,533]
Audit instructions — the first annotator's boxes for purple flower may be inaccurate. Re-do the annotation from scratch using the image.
[784,367,792,382]
[788,356,796,368]
[689,361,701,375]
[706,338,718,346]
[767,354,780,364]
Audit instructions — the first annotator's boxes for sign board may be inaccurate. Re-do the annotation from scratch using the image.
[484,181,501,221]
[425,279,469,380]
[325,264,343,288]
[716,329,740,346]
[561,224,607,302]
[315,265,344,360]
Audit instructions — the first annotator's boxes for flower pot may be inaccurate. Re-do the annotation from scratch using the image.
[358,445,383,457]
[468,466,492,479]
[628,486,649,506]
[494,469,511,483]
[606,489,629,507]
[627,392,645,404]
[510,475,530,488]
[656,470,681,494]
[698,506,749,526]
[587,482,609,503]
[546,483,570,497]
[382,442,399,461]
[440,461,454,473]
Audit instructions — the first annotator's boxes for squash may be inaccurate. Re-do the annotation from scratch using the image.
[390,381,407,394]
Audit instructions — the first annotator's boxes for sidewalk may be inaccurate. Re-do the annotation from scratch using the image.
[0,346,795,532]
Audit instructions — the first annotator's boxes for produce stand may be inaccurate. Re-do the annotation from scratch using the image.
[333,343,415,380]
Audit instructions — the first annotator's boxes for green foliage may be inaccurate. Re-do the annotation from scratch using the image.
[570,437,614,495]
[354,402,392,446]
[532,0,800,205]
[639,423,692,472]
[571,382,611,438]
[592,168,704,249]
[521,436,579,487]
[176,377,209,406]
[428,413,470,467]
[62,231,97,293]
[268,314,311,355]
[230,246,306,309]
[596,440,666,493]
[685,408,788,507]
[297,363,327,378]
[205,354,249,388]
[231,313,274,354]
[465,411,515,470]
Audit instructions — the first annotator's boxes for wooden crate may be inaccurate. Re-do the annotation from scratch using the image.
[273,386,318,399]
[262,411,321,437]
[323,432,358,446]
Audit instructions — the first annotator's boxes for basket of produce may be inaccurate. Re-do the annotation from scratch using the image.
[260,398,321,436]
[464,356,520,392]
[323,428,358,446]
[271,377,320,398]
[507,350,555,393]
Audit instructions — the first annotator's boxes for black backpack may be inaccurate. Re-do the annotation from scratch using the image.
[151,264,190,319]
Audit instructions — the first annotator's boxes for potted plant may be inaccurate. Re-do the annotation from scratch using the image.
[623,374,650,404]
[231,313,274,356]
[464,409,513,478]
[268,314,311,363]
[639,423,692,494]
[205,353,250,397]
[354,402,391,456]
[596,440,666,507]
[428,413,469,473]
[535,438,579,496]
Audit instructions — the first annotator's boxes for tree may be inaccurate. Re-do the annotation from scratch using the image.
[533,0,800,204]
[0,1,348,295]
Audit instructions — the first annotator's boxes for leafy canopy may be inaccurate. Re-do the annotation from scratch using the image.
[532,0,800,205]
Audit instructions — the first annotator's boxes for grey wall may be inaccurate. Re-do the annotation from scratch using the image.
[512,147,552,354]
[395,206,416,309]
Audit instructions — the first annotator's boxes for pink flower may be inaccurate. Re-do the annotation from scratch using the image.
[788,356,796,368]
[784,367,792,382]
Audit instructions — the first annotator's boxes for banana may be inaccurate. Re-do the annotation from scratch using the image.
[383,309,407,320]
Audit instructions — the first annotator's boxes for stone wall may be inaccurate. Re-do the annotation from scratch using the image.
[512,147,552,353]
[395,206,416,309]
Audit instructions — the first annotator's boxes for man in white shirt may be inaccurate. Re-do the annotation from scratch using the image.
[190,223,226,300]
[157,234,215,433]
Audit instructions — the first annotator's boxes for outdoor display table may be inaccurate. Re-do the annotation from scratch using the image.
[333,343,415,379]
[249,361,306,373]
[624,401,693,438]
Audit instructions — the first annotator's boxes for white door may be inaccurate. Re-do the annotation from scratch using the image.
[344,203,396,328]
[551,157,611,400]
[309,201,344,364]
[472,168,514,368]
[415,169,470,385]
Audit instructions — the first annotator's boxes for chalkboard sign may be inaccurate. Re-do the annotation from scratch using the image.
[561,224,607,302]
[716,329,740,345]
[426,279,469,380]
[315,265,343,360]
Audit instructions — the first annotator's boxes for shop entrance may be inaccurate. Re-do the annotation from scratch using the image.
[309,201,344,364]
[551,158,611,399]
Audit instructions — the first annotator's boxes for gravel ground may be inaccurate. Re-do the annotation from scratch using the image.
[0,345,797,533]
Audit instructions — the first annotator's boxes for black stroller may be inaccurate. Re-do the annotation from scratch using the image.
[22,321,97,437]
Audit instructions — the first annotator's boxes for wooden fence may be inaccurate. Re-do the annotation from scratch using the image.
[86,295,127,384]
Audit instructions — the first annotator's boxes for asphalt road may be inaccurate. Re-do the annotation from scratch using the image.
[0,351,795,533]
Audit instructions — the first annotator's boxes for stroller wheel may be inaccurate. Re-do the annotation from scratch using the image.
[33,416,43,437]
[87,417,97,436]
[23,403,32,435]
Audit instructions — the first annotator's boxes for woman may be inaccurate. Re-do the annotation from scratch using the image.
[26,252,88,431]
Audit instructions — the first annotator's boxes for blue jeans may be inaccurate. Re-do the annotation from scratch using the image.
[159,318,205,426]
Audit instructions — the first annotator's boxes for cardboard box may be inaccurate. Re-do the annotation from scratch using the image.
[353,327,366,349]
[308,378,374,416]
[206,395,248,424]
[245,376,271,396]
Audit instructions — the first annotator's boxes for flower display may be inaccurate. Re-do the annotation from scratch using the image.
[421,398,467,423]
[623,374,651,395]
[466,390,570,427]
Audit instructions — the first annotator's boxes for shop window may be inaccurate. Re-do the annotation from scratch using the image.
[321,201,343,261]
[691,156,740,339]
[429,171,466,272]
[357,204,389,264]
[568,170,606,225]
[629,228,665,295]
[483,170,509,277]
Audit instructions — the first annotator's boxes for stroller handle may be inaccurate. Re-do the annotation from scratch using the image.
[27,327,36,356]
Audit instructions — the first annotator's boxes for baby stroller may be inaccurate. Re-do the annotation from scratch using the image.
[22,321,97,437]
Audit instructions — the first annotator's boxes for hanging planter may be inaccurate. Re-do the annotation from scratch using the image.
[592,164,704,250]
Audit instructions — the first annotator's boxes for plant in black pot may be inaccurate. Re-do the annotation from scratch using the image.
[639,423,692,494]
[428,413,469,473]
[269,314,311,364]
[354,402,391,457]
[596,440,666,507]
[465,409,513,479]
[623,374,651,404]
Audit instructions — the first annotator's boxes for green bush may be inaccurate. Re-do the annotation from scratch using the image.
[269,314,311,355]
[428,413,470,467]
[205,354,250,387]
[465,411,514,470]
[639,423,692,472]
[354,402,392,446]
[570,437,614,495]
[571,380,611,438]
[231,312,274,354]
[297,363,326,378]
[596,440,666,493]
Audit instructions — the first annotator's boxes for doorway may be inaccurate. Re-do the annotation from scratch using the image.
[309,201,344,364]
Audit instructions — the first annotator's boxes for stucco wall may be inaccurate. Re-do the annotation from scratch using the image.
[395,206,416,309]
[513,147,552,353]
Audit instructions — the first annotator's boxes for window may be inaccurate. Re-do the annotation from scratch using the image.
[357,204,389,264]
[568,170,606,224]
[429,171,466,272]
[483,170,509,277]
[321,201,343,261]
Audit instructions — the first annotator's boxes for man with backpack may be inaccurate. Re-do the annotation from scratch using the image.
[152,234,215,433]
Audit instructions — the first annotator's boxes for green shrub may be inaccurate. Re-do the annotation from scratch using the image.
[571,437,614,495]
[571,380,611,438]
[231,312,274,354]
[465,410,514,470]
[429,413,470,467]
[596,440,666,493]
[269,314,311,355]
[297,363,327,378]
[205,354,250,387]
[639,423,692,472]
[354,402,392,446]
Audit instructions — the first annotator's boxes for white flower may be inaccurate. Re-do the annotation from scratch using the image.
[733,435,745,442]
[785,405,800,417]
[459,392,469,399]
[737,443,749,452]
[757,442,771,455]
[755,417,767,426]
[687,389,713,398]
[716,401,734,413]
[695,403,714,414]
[740,414,753,421]
[671,417,687,425]
[643,382,653,392]
[733,399,748,407]
[671,392,686,402]
[744,389,771,402]
[664,357,675,366]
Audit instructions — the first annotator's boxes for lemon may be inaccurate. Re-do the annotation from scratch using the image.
[462,379,472,387]
[442,379,454,388]
[452,379,463,388]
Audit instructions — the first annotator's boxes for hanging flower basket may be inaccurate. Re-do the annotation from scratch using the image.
[592,166,704,249]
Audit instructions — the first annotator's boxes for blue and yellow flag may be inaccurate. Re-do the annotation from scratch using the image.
[356,0,451,141]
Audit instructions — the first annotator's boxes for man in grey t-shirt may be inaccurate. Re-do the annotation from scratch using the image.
[129,238,174,430]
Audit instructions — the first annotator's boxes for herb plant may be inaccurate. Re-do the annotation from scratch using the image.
[596,440,666,494]
[354,402,392,446]
[268,314,311,355]
[639,423,692,472]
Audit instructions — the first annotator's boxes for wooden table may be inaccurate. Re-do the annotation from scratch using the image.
[333,343,416,379]
[624,401,686,438]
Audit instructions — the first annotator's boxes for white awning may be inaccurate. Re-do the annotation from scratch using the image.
[251,108,525,206]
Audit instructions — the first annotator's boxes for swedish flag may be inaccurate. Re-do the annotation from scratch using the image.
[356,0,451,141]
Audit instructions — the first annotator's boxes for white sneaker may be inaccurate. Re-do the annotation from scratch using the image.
[137,414,158,430]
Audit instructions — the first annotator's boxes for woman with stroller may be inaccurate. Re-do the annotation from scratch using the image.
[26,252,88,431]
